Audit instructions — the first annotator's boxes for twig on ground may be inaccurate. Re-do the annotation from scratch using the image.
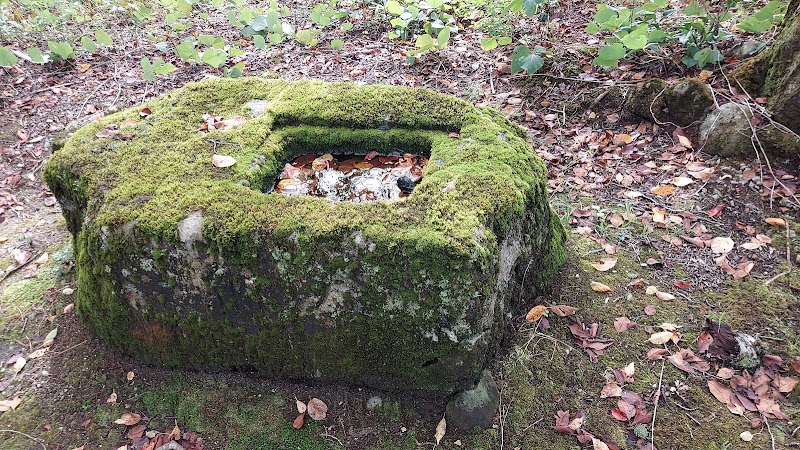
[0,252,45,284]
[764,416,776,450]
[650,359,666,447]
[763,270,791,286]
[50,340,88,355]
[320,433,344,447]
[0,429,46,450]
[26,82,76,96]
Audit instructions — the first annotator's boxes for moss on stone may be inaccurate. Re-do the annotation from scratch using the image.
[624,78,712,127]
[44,78,566,394]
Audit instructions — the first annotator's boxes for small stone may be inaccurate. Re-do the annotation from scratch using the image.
[445,370,500,431]
[740,430,754,441]
[366,396,382,411]
[62,287,75,295]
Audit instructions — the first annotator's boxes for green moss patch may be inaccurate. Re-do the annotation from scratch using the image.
[44,78,566,394]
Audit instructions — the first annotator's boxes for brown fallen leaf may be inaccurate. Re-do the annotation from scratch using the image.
[644,305,657,316]
[296,398,307,414]
[293,412,306,429]
[590,281,612,293]
[764,217,786,227]
[127,424,146,439]
[550,304,579,317]
[591,258,618,272]
[525,305,548,322]
[0,396,22,412]
[650,185,675,196]
[592,438,611,450]
[654,290,676,301]
[648,331,674,345]
[113,412,141,426]
[707,381,734,406]
[710,237,735,254]
[646,348,668,360]
[307,398,328,421]
[168,422,181,440]
[211,154,236,168]
[435,416,446,444]
[600,381,623,398]
[613,317,636,333]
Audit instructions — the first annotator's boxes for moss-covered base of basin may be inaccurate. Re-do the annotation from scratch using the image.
[44,78,566,394]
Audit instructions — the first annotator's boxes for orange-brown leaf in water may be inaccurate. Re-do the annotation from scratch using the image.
[550,305,579,316]
[293,412,305,429]
[525,305,547,322]
[765,217,786,227]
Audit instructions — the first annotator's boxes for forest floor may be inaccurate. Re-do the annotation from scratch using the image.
[1,0,799,449]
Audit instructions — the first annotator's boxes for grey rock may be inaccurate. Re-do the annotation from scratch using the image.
[734,40,767,58]
[445,370,500,431]
[699,103,754,157]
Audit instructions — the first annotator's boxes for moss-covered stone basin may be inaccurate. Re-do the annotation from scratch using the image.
[44,78,566,394]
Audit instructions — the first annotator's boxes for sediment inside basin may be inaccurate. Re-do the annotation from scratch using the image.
[272,151,429,202]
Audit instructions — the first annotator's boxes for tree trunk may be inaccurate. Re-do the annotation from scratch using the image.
[733,0,800,135]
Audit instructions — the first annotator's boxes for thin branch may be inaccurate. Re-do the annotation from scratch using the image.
[650,359,666,446]
[0,429,46,450]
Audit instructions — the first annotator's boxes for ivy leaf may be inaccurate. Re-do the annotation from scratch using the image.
[481,37,498,51]
[200,48,227,68]
[693,48,722,68]
[175,41,198,61]
[80,36,97,53]
[253,35,266,49]
[415,33,434,49]
[386,0,403,15]
[436,27,450,47]
[510,45,544,74]
[95,29,113,46]
[593,43,625,67]
[620,30,648,50]
[25,47,49,63]
[0,46,19,67]
[47,41,75,61]
[140,57,154,81]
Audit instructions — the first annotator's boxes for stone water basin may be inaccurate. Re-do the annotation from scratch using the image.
[44,78,566,394]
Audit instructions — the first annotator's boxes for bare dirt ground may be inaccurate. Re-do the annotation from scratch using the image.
[1,1,800,449]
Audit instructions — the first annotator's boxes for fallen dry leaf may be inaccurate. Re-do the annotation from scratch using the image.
[590,281,612,293]
[764,217,786,227]
[650,185,675,196]
[441,178,457,193]
[600,381,623,398]
[307,398,328,421]
[646,348,668,360]
[644,305,657,316]
[592,438,611,450]
[296,398,307,414]
[113,412,141,426]
[740,431,753,442]
[655,290,676,301]
[591,258,617,272]
[613,317,636,333]
[0,397,22,412]
[648,331,674,345]
[671,176,694,187]
[293,412,305,429]
[710,237,735,254]
[550,304,579,317]
[126,371,135,381]
[211,154,236,168]
[435,416,446,444]
[525,305,547,322]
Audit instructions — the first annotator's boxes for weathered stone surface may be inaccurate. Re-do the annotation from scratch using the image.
[445,370,500,430]
[625,78,713,127]
[44,78,566,394]
[699,103,754,157]
[700,103,800,157]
